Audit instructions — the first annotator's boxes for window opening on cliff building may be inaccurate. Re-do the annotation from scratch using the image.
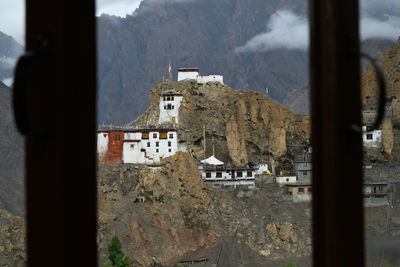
[164,105,166,110]
[156,149,159,153]
[130,144,134,149]
[237,171,243,177]
[103,133,107,137]
[247,171,252,177]
[160,132,167,139]
[206,172,211,178]
[115,134,120,140]
[147,142,150,147]
[299,187,305,194]
[216,172,222,178]
[168,141,171,147]
[168,149,171,152]
[167,103,172,110]
[142,132,149,139]
[366,133,373,140]
[153,133,157,138]
[156,141,159,147]
[169,133,173,139]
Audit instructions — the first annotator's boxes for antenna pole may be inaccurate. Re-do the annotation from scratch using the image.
[203,125,206,159]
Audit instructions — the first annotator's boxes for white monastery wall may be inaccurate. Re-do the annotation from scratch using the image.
[177,71,199,81]
[276,176,297,184]
[362,126,382,148]
[97,132,109,154]
[197,75,224,84]
[122,130,178,164]
[158,95,183,124]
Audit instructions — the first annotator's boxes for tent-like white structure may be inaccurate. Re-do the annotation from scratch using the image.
[201,156,224,165]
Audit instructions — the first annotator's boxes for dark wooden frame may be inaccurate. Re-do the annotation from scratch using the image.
[21,0,365,265]
[25,1,97,266]
[310,0,364,266]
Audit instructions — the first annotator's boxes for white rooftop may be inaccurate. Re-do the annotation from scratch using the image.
[201,156,224,165]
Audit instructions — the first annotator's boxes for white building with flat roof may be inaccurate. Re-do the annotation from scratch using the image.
[158,92,183,125]
[123,129,179,164]
[177,67,224,84]
[362,125,382,148]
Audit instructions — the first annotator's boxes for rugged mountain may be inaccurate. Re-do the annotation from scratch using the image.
[361,37,400,160]
[97,0,396,123]
[136,81,311,168]
[0,31,23,83]
[0,209,26,266]
[97,0,309,124]
[0,81,24,217]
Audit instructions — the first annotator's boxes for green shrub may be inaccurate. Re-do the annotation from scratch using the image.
[106,235,130,267]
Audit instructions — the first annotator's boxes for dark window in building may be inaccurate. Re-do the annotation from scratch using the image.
[303,171,308,175]
[216,172,222,178]
[206,172,211,178]
[147,142,150,147]
[378,185,384,191]
[163,96,166,101]
[156,149,159,153]
[172,96,174,101]
[130,144,134,148]
[167,104,172,110]
[308,187,312,192]
[169,133,173,139]
[168,141,171,147]
[247,171,252,177]
[153,133,157,138]
[168,149,171,152]
[115,134,120,140]
[160,132,167,139]
[298,187,305,193]
[156,142,159,147]
[167,96,170,101]
[103,133,107,137]
[286,178,289,182]
[367,133,373,140]
[142,132,149,139]
[237,171,243,177]
[164,105,166,110]
[172,105,174,109]
[366,125,373,132]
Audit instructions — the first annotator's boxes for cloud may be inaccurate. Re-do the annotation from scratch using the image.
[96,0,143,17]
[361,16,400,41]
[0,0,25,44]
[2,77,13,87]
[236,2,400,53]
[235,10,309,53]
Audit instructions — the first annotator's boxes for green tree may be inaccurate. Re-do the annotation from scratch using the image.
[106,235,130,267]
[284,260,297,267]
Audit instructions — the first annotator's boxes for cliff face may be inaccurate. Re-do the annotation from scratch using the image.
[136,81,311,168]
[97,153,313,267]
[361,37,400,160]
[0,209,26,266]
[0,81,24,217]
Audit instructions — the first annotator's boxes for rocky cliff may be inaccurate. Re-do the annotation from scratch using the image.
[0,209,26,266]
[97,152,313,267]
[0,81,24,217]
[136,81,311,169]
[361,37,400,161]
